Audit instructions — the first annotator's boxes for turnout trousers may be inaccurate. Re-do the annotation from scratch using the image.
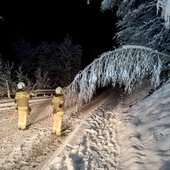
[53,112,64,136]
[18,109,28,129]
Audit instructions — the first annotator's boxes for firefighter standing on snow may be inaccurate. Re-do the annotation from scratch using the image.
[15,82,32,130]
[51,87,64,136]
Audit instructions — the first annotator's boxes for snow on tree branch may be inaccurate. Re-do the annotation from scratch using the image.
[157,0,170,28]
[101,0,117,10]
[115,1,170,54]
[91,0,170,28]
[64,45,170,109]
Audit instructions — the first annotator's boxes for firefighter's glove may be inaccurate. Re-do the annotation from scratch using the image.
[30,90,35,97]
[59,104,63,108]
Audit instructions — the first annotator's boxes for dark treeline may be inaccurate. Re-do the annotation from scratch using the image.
[0,34,82,98]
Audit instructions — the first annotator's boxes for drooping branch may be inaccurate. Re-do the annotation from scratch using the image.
[64,45,170,109]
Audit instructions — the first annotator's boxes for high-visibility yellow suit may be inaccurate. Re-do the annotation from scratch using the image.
[52,92,64,136]
[15,90,30,130]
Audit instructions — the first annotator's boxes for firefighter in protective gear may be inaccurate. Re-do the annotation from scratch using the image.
[51,86,64,136]
[15,82,31,130]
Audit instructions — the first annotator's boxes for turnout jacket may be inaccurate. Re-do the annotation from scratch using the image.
[15,90,30,110]
[52,94,64,113]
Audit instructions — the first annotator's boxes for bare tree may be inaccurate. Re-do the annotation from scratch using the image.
[16,66,33,90]
[0,57,6,97]
[34,68,50,89]
[0,61,15,98]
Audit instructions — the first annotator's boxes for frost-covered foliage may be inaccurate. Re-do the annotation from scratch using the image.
[100,0,170,28]
[0,60,16,97]
[115,1,170,54]
[34,68,50,89]
[16,66,33,90]
[64,45,170,108]
[0,59,33,98]
[99,0,170,54]
[157,0,170,28]
[101,0,118,10]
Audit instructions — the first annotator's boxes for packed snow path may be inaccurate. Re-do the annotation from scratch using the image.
[45,93,121,170]
[42,87,126,170]
[0,89,111,170]
[42,82,170,170]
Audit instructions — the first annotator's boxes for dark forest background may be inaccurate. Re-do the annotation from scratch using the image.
[0,1,117,98]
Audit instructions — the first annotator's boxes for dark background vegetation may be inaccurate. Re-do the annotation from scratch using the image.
[0,0,117,66]
[0,0,118,97]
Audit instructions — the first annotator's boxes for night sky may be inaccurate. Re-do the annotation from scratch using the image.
[0,0,118,67]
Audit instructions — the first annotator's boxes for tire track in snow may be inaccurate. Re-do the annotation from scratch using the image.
[50,106,119,170]
[43,88,122,170]
[0,89,113,170]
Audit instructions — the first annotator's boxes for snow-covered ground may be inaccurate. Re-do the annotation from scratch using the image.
[0,82,170,170]
[117,82,170,170]
[0,88,111,170]
[41,82,170,170]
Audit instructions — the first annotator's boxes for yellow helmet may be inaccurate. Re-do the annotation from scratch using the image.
[55,86,63,94]
[17,82,25,89]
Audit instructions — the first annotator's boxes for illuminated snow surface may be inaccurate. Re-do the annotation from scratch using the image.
[0,82,170,170]
[43,82,170,170]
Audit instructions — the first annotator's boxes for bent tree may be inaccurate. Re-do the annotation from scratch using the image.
[64,45,170,109]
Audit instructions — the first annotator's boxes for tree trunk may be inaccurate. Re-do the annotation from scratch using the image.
[6,80,11,99]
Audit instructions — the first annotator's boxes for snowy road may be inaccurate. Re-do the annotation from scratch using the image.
[42,82,170,170]
[1,82,170,170]
[0,100,54,170]
[42,87,126,170]
[0,88,112,170]
[47,92,121,170]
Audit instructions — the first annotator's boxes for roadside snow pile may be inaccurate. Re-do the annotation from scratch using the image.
[117,82,170,170]
[42,82,170,170]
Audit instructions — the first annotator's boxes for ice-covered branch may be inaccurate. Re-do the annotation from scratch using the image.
[157,0,170,28]
[64,45,170,109]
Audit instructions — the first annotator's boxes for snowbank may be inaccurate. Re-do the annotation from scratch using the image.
[117,82,170,170]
